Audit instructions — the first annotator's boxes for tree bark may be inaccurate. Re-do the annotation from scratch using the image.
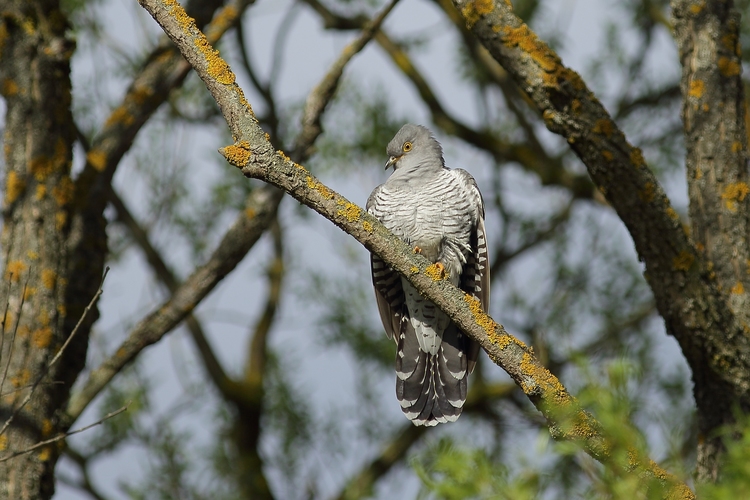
[0,1,105,498]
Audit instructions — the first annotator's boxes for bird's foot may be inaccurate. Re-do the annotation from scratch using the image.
[425,262,447,281]
[413,246,423,254]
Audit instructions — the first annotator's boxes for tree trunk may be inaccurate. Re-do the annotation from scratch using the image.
[0,1,105,498]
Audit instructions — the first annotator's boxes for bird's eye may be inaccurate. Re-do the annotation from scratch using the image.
[403,142,412,152]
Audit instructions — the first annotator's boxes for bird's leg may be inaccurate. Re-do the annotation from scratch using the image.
[434,262,445,275]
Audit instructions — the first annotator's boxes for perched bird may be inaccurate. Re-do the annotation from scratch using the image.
[366,124,490,426]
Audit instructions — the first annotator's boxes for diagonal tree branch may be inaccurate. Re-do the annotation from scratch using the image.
[135,0,695,496]
[447,0,750,441]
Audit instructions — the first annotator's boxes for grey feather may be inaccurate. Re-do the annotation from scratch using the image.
[367,124,490,426]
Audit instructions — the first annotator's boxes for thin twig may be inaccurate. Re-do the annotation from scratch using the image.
[0,268,109,439]
[0,273,30,396]
[0,402,129,463]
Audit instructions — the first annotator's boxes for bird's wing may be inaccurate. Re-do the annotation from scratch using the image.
[367,185,404,342]
[452,169,490,374]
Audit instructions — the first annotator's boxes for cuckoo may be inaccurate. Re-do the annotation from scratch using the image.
[367,124,490,426]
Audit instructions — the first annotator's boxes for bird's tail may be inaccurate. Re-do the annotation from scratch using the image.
[395,320,469,426]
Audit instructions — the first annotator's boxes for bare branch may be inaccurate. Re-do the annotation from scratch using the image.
[0,269,109,439]
[0,403,129,463]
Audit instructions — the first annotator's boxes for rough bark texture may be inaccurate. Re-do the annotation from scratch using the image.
[672,0,750,481]
[450,0,750,483]
[0,1,104,498]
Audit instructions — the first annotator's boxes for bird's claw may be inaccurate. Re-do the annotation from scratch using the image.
[413,246,423,254]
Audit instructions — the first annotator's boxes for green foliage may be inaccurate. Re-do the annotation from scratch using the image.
[697,416,750,499]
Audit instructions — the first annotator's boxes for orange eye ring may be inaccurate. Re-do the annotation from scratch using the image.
[402,142,412,152]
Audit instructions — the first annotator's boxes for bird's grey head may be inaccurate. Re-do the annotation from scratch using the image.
[385,124,444,174]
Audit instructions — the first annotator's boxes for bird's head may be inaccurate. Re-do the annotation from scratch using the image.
[385,124,444,172]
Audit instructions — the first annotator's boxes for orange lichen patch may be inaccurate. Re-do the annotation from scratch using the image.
[688,79,704,99]
[601,150,613,161]
[732,282,745,295]
[35,184,46,200]
[86,149,107,172]
[592,119,614,137]
[688,2,704,14]
[1,78,18,96]
[571,99,582,113]
[37,447,52,462]
[519,351,571,408]
[639,182,655,203]
[461,0,495,28]
[362,220,373,233]
[718,57,741,77]
[41,419,54,437]
[52,176,74,206]
[39,309,50,327]
[702,103,709,112]
[0,434,7,451]
[2,310,14,333]
[666,206,680,220]
[5,170,26,204]
[629,148,646,168]
[306,176,334,199]
[104,105,135,128]
[53,137,68,170]
[501,24,559,73]
[41,269,57,290]
[721,182,750,211]
[27,250,39,260]
[10,368,31,388]
[32,326,53,348]
[337,200,362,222]
[410,266,419,274]
[55,211,68,230]
[23,287,36,301]
[29,155,54,181]
[244,207,255,219]
[5,260,26,282]
[130,85,153,105]
[21,17,35,35]
[221,141,251,168]
[194,31,235,85]
[695,167,703,180]
[673,250,694,271]
[424,263,447,281]
[732,141,743,153]
[57,304,66,317]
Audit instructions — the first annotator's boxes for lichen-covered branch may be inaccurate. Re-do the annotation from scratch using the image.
[134,0,695,495]
[449,0,750,463]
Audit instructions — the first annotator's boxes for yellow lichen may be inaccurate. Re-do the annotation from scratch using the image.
[130,85,153,105]
[32,326,53,348]
[29,155,54,181]
[194,32,235,85]
[306,176,334,199]
[362,220,373,233]
[27,250,38,260]
[51,176,74,206]
[37,447,51,461]
[5,170,26,205]
[702,102,709,112]
[244,207,255,219]
[639,182,655,203]
[222,141,251,168]
[732,282,745,295]
[5,260,26,282]
[688,79,704,99]
[732,141,743,153]
[601,150,613,161]
[41,269,57,290]
[718,56,741,77]
[666,206,679,220]
[337,200,362,222]
[55,211,68,230]
[35,184,46,200]
[571,99,582,113]
[104,106,134,128]
[627,148,644,169]
[689,3,703,14]
[592,119,615,137]
[424,263,447,281]
[0,435,7,451]
[23,287,36,300]
[722,182,750,212]
[10,368,30,388]
[695,167,703,180]
[461,0,495,28]
[57,304,66,317]
[39,309,50,327]
[41,419,53,437]
[673,250,694,271]
[410,266,419,274]
[86,149,107,172]
[1,78,18,96]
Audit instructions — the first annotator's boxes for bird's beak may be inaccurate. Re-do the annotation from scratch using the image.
[385,155,400,170]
